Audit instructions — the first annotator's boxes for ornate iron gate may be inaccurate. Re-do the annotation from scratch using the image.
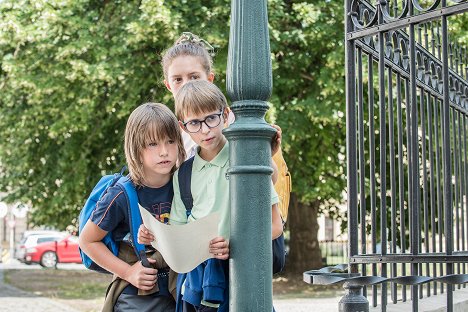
[305,0,468,311]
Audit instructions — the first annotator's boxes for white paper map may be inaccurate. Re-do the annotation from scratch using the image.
[139,204,220,273]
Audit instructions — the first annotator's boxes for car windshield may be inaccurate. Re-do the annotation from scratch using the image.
[67,236,79,243]
[37,236,61,244]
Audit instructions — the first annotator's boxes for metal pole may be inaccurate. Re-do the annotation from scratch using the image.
[408,0,421,308]
[342,0,368,309]
[441,0,454,308]
[377,6,388,311]
[225,0,274,311]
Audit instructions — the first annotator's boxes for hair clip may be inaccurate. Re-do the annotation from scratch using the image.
[178,32,215,54]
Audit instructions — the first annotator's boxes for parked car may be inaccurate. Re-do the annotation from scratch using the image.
[16,232,64,263]
[21,230,61,238]
[24,235,82,268]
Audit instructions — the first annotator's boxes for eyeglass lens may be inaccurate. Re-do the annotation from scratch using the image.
[185,113,222,133]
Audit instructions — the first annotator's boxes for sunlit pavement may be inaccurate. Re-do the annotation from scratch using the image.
[274,297,341,312]
[0,258,342,312]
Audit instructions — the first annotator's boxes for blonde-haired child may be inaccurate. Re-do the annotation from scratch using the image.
[80,103,186,312]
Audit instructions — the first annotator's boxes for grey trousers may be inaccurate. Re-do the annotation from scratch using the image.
[114,293,175,312]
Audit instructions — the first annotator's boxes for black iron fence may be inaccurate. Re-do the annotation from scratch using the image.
[305,0,468,311]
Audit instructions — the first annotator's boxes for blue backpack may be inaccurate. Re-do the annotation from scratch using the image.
[78,167,146,273]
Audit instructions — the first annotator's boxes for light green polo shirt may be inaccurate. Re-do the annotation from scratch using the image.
[170,142,279,239]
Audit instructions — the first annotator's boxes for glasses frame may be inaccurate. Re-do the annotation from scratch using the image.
[182,110,224,133]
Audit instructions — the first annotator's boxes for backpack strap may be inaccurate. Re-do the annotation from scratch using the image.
[117,176,146,260]
[178,156,195,217]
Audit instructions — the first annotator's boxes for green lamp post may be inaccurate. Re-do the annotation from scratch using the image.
[224,0,275,311]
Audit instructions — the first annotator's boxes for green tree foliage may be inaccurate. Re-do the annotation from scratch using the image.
[269,0,346,210]
[0,0,178,227]
[0,0,346,272]
[0,0,346,224]
[268,0,346,271]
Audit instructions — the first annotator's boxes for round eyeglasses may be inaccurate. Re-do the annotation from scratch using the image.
[183,111,223,133]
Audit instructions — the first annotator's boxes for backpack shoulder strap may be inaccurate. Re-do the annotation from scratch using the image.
[178,156,195,217]
[117,176,145,259]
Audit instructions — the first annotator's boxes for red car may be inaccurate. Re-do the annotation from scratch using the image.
[24,235,82,268]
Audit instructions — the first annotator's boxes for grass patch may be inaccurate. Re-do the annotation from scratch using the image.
[273,272,342,299]
[57,281,108,299]
[4,269,111,300]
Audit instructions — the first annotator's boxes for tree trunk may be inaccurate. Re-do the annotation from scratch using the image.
[286,193,323,274]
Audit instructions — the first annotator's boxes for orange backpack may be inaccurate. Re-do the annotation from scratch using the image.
[273,149,291,222]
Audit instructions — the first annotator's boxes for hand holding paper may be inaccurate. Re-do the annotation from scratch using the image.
[209,236,230,260]
[138,224,154,245]
[139,204,220,273]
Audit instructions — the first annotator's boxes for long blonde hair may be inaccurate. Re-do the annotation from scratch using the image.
[124,103,186,186]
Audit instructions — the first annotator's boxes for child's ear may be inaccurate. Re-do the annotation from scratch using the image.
[179,120,188,133]
[223,107,230,124]
[164,80,172,92]
[208,72,215,83]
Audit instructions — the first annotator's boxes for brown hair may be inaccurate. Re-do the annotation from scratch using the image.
[174,80,228,121]
[161,32,214,79]
[124,103,186,186]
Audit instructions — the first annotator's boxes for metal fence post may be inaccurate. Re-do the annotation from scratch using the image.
[339,283,369,312]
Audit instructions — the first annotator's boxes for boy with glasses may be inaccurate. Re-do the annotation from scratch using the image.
[172,80,283,311]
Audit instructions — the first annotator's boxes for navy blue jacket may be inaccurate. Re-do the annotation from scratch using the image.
[176,258,229,311]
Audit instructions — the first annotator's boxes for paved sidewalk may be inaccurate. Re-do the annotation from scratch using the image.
[274,297,340,312]
[3,256,467,312]
[0,260,342,312]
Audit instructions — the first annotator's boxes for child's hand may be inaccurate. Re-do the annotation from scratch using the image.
[210,236,229,260]
[137,224,154,245]
[123,258,158,290]
[270,124,282,156]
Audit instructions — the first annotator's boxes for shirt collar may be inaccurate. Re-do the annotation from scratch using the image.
[193,142,229,171]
